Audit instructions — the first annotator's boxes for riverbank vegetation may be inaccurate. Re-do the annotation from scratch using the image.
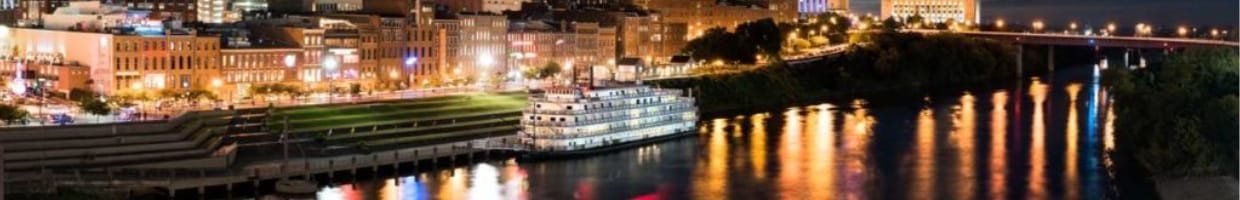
[680,18,784,64]
[657,31,1021,112]
[1101,47,1238,177]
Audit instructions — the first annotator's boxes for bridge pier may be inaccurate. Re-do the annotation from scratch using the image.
[1124,48,1131,69]
[1048,46,1055,72]
[1017,45,1024,77]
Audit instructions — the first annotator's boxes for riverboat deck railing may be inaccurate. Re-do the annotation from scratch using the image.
[523,100,695,115]
[522,117,697,140]
[530,90,686,103]
[521,107,697,127]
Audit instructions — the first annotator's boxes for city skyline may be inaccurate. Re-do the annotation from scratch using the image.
[0,0,1236,199]
[853,0,1239,26]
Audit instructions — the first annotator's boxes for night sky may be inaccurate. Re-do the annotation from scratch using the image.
[850,0,1239,28]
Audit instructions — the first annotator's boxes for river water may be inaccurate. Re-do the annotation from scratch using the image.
[310,66,1120,200]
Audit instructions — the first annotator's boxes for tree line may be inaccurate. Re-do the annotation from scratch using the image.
[1102,47,1239,177]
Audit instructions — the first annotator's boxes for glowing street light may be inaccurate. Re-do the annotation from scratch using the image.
[1106,23,1117,35]
[1211,29,1220,38]
[1135,23,1152,36]
[1177,26,1189,37]
[995,19,1005,29]
[283,54,296,68]
[404,57,418,66]
[1069,22,1078,30]
[1031,20,1045,32]
[477,54,494,68]
[211,79,228,103]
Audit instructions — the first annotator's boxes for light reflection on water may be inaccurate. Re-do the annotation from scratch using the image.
[1028,79,1049,199]
[312,72,1115,200]
[989,91,1009,200]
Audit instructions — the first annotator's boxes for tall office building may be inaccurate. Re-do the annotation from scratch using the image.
[197,0,227,23]
[881,0,978,24]
[800,0,848,16]
[110,0,199,21]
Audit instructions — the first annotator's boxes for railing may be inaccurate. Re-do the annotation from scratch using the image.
[523,100,695,115]
[531,90,686,103]
[522,117,697,139]
[6,136,513,190]
[520,107,697,127]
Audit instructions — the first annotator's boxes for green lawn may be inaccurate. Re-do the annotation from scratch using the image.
[325,116,520,143]
[267,93,526,129]
[288,110,520,134]
[284,100,524,129]
[277,93,525,119]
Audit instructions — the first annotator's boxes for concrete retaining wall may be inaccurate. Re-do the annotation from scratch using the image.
[0,110,233,142]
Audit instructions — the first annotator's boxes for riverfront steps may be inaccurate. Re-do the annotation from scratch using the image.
[0,110,239,171]
[3,92,531,196]
[4,137,520,197]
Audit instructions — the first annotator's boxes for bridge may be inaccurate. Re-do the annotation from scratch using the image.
[911,29,1240,49]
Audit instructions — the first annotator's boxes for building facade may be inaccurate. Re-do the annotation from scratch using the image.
[0,61,91,95]
[639,0,776,39]
[110,0,199,21]
[507,21,614,80]
[456,13,508,82]
[110,34,221,94]
[429,0,528,13]
[881,0,978,24]
[3,28,221,95]
[219,47,301,100]
[799,0,847,16]
[614,11,664,62]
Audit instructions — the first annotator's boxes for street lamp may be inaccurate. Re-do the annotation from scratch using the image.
[283,54,296,68]
[403,56,419,89]
[323,55,338,103]
[1177,26,1189,37]
[995,19,1005,30]
[1106,23,1117,35]
[211,79,227,106]
[1032,20,1045,32]
[1136,23,1145,36]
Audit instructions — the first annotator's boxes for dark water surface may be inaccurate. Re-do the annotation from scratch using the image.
[310,66,1119,200]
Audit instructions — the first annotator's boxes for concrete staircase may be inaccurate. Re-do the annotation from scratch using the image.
[0,110,240,171]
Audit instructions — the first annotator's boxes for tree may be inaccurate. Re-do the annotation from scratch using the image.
[681,27,760,64]
[184,89,219,101]
[79,97,111,116]
[538,62,562,79]
[1103,47,1239,177]
[0,104,29,125]
[906,13,925,28]
[736,18,784,57]
[69,88,99,102]
[881,17,903,32]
